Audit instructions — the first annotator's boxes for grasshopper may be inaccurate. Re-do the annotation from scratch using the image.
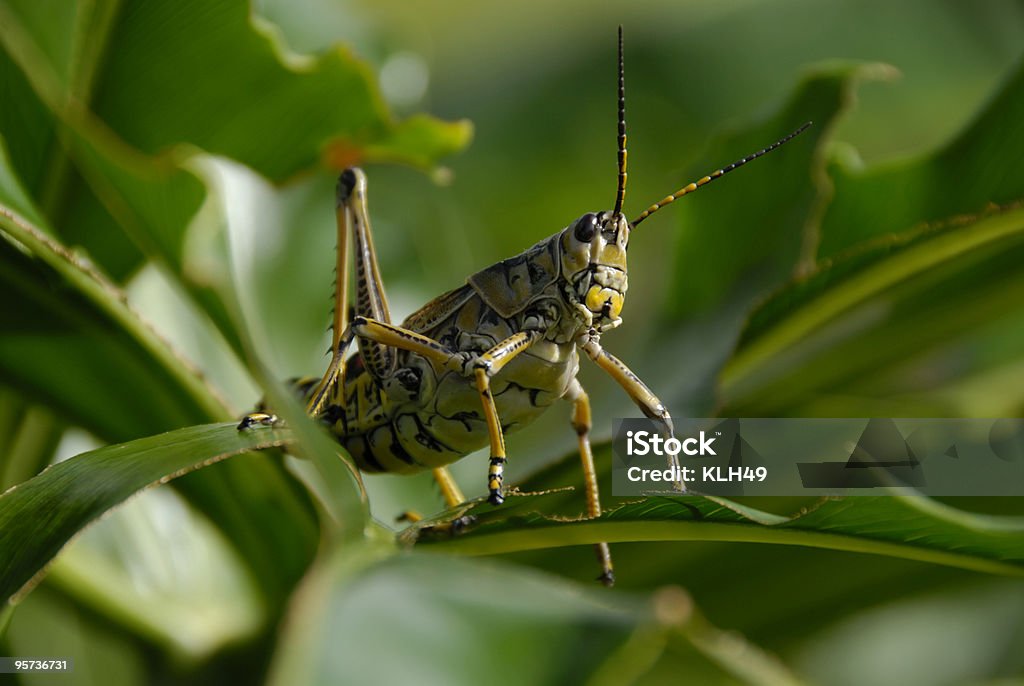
[240,28,809,586]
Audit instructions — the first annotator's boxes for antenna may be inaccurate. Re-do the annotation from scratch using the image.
[612,26,627,216]
[631,122,812,226]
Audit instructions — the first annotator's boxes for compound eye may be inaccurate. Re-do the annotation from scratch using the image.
[574,213,598,242]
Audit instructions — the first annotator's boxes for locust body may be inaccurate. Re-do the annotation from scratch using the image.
[332,234,584,475]
[240,28,809,586]
[321,204,641,479]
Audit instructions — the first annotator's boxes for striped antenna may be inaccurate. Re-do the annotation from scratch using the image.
[612,26,627,216]
[631,121,812,226]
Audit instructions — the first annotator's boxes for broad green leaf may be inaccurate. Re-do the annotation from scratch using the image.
[0,422,292,605]
[47,486,265,662]
[818,58,1024,258]
[83,1,470,179]
[0,0,471,335]
[797,582,1024,686]
[410,491,1024,578]
[666,62,895,317]
[0,20,59,209]
[1,142,320,607]
[721,206,1024,415]
[0,165,226,438]
[459,443,1003,632]
[0,1,145,279]
[713,59,1024,417]
[268,542,811,686]
[268,548,642,686]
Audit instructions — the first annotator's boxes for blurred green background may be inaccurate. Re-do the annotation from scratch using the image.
[2,0,1024,684]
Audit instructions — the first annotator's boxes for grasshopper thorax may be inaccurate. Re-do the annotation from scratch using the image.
[560,210,630,331]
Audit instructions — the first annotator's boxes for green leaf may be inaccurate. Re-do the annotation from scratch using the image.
[798,582,1024,686]
[0,422,292,605]
[721,206,1024,415]
[47,486,265,663]
[83,1,470,179]
[666,62,895,317]
[818,57,1024,258]
[0,0,471,332]
[1,139,321,608]
[0,158,227,438]
[410,490,1024,578]
[711,58,1024,417]
[268,549,642,686]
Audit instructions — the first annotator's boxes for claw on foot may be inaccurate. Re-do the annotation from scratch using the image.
[237,412,279,431]
[413,514,477,539]
[448,514,477,535]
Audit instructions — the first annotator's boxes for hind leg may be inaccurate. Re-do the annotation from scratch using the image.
[565,379,615,586]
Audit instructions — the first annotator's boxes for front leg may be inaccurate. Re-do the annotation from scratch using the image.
[579,336,683,491]
[288,317,540,506]
[470,331,542,505]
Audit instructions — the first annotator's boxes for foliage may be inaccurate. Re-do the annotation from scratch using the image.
[2,0,1024,684]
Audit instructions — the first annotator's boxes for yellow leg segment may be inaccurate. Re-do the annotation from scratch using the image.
[306,315,462,418]
[433,466,465,508]
[580,337,682,491]
[567,379,614,586]
[475,367,508,505]
[473,332,541,505]
[349,316,461,369]
[476,331,538,374]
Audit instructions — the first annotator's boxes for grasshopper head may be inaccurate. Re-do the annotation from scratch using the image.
[558,28,811,333]
[560,211,630,329]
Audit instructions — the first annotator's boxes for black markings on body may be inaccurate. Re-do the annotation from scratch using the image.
[446,410,479,431]
[388,425,420,466]
[395,367,422,397]
[481,308,502,328]
[345,353,365,377]
[410,413,454,453]
[359,435,385,472]
[322,403,345,425]
[493,380,546,408]
[439,328,457,349]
